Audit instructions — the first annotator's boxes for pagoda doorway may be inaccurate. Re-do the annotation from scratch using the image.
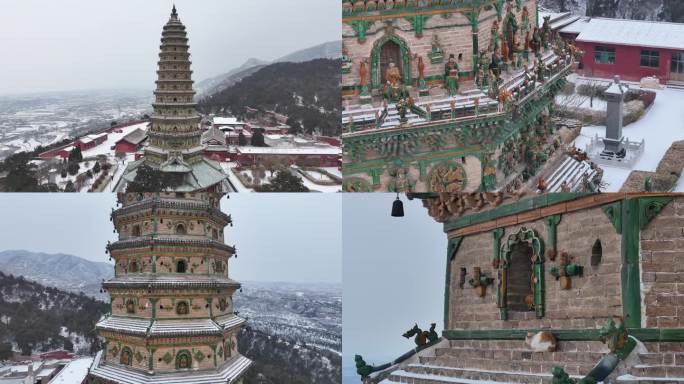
[380,41,402,87]
[507,242,534,312]
[371,34,410,89]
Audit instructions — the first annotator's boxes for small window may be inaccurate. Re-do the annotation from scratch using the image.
[126,299,136,314]
[120,347,133,366]
[176,260,187,273]
[176,301,189,315]
[594,46,616,64]
[640,50,660,68]
[212,229,219,240]
[175,224,186,235]
[131,225,141,237]
[129,261,139,273]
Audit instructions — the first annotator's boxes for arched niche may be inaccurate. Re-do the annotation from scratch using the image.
[497,227,545,320]
[371,33,411,89]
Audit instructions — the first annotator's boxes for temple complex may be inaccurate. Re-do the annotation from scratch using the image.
[85,7,251,384]
[118,5,229,193]
[341,0,602,193]
[357,192,684,383]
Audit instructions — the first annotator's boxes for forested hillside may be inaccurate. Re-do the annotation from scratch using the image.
[198,59,341,137]
[540,0,684,22]
[0,271,108,357]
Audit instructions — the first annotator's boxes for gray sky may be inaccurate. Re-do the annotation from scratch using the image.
[342,194,445,371]
[0,0,340,94]
[0,193,341,284]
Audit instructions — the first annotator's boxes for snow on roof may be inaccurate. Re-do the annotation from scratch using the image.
[538,11,581,31]
[47,357,93,384]
[238,146,341,155]
[117,128,148,145]
[213,117,244,125]
[560,17,590,35]
[575,17,684,50]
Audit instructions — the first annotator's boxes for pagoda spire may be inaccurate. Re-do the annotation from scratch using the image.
[171,4,177,17]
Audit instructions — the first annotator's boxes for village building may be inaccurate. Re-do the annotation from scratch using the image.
[84,7,250,384]
[547,14,684,85]
[358,192,684,383]
[341,0,598,193]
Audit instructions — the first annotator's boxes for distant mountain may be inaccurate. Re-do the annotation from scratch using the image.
[195,59,269,97]
[540,0,684,22]
[196,40,341,99]
[0,250,112,301]
[0,271,108,355]
[198,59,342,137]
[276,41,342,63]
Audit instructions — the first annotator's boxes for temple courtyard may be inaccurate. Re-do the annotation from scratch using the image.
[571,81,684,191]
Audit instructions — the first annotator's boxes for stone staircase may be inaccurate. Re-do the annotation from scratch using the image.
[617,350,684,383]
[543,156,599,193]
[380,339,609,384]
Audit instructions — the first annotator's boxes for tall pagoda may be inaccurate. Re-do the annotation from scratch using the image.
[119,5,228,193]
[86,7,251,384]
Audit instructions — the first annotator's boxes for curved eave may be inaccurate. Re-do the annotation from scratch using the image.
[108,237,235,253]
[103,276,240,290]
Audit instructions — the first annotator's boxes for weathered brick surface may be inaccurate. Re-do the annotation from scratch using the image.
[448,206,622,330]
[640,197,684,328]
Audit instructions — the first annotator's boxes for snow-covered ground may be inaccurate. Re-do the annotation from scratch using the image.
[574,87,684,192]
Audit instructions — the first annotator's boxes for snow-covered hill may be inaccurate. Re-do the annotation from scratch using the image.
[195,40,341,99]
[0,250,112,301]
[540,0,684,22]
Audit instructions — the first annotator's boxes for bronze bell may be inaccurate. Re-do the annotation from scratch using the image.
[391,196,405,217]
[591,239,602,266]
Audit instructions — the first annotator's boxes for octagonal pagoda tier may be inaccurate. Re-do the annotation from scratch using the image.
[119,5,228,193]
[86,191,251,384]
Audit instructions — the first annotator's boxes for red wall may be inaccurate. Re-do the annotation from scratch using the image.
[235,153,341,167]
[115,141,138,154]
[576,41,677,83]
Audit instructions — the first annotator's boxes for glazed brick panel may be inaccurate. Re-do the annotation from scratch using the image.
[448,206,622,330]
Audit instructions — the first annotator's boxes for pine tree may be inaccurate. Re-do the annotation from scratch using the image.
[256,170,309,192]
[251,129,266,147]
[93,161,101,174]
[68,147,83,163]
[238,132,248,146]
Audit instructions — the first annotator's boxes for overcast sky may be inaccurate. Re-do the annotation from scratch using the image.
[0,193,341,284]
[0,0,340,95]
[342,194,445,378]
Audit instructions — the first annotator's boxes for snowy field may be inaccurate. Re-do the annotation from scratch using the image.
[574,87,684,192]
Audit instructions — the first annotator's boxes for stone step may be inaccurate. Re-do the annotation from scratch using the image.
[446,339,609,354]
[419,355,595,376]
[631,365,684,378]
[433,347,605,365]
[385,363,584,384]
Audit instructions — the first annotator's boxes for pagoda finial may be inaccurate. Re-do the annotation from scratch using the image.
[171,4,177,16]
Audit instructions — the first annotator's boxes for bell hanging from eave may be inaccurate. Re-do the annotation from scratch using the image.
[391,196,404,217]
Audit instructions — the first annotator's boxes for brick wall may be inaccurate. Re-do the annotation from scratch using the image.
[640,197,684,328]
[447,205,622,330]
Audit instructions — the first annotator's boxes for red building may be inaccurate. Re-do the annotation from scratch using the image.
[558,16,684,85]
[74,132,108,151]
[235,146,341,167]
[114,128,148,154]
